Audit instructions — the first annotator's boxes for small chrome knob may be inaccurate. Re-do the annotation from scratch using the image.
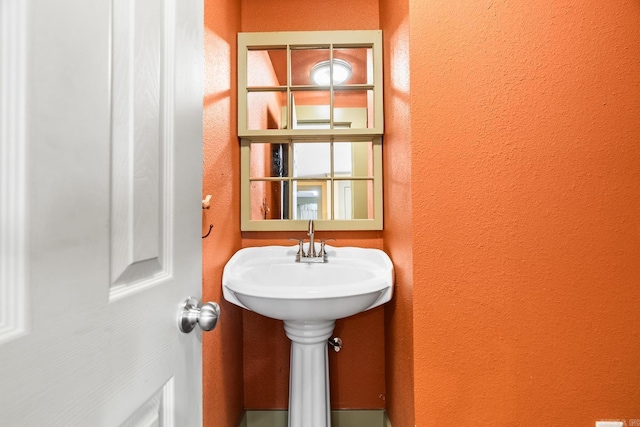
[179,297,220,333]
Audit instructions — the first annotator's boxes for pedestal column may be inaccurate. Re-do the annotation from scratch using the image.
[283,320,335,427]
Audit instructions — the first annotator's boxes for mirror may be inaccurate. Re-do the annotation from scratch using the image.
[238,30,383,231]
[241,137,382,231]
[248,139,375,221]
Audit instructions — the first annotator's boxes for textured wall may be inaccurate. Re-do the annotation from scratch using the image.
[240,0,379,32]
[410,0,640,425]
[202,1,244,426]
[379,0,415,425]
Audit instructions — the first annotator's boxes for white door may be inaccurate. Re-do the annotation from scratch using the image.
[0,0,205,425]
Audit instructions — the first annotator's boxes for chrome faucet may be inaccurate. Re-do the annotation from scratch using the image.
[289,220,334,263]
[307,219,316,258]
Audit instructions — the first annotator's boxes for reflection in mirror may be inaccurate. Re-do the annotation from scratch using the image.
[333,47,373,85]
[333,179,374,220]
[249,142,288,178]
[249,142,289,220]
[242,136,382,230]
[247,48,287,86]
[247,139,375,222]
[247,91,286,131]
[290,92,330,129]
[310,59,352,86]
[334,141,373,177]
[294,181,328,220]
[242,40,378,133]
[293,142,330,178]
[250,180,289,221]
[291,47,330,86]
[334,90,375,129]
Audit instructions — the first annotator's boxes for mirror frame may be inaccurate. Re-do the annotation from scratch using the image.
[238,30,383,138]
[238,30,384,231]
[240,137,383,231]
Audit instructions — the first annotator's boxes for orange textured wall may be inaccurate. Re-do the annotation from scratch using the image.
[202,1,244,426]
[239,0,388,411]
[410,0,640,425]
[240,0,379,32]
[379,0,415,425]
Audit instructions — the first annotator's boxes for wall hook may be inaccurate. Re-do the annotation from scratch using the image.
[202,194,212,209]
[202,224,213,239]
[202,194,213,238]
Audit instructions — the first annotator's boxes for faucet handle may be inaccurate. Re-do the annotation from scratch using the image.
[288,238,305,259]
[318,238,336,258]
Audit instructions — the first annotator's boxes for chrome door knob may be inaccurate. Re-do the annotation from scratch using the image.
[179,297,220,333]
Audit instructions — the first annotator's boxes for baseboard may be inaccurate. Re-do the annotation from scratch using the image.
[238,410,389,427]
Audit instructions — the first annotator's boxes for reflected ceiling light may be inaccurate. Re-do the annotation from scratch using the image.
[311,59,352,85]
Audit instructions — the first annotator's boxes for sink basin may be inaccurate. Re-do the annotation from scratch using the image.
[222,244,394,427]
[222,245,394,321]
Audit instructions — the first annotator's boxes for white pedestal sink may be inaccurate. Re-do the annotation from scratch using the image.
[222,245,394,427]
